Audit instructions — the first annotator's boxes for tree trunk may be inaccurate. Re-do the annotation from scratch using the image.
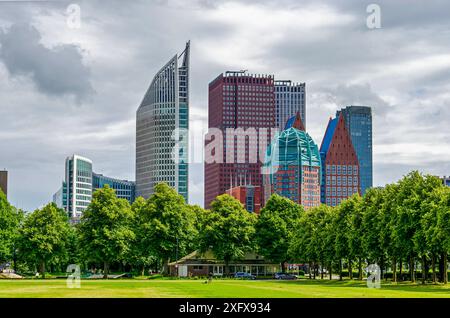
[349,259,353,280]
[280,261,286,273]
[421,255,426,285]
[321,261,324,280]
[313,262,316,280]
[399,259,403,281]
[329,262,332,280]
[103,261,109,279]
[225,259,230,277]
[40,260,46,279]
[431,254,436,283]
[141,265,145,277]
[409,255,415,283]
[392,257,397,283]
[339,259,343,281]
[444,252,448,284]
[358,258,363,280]
[309,262,312,279]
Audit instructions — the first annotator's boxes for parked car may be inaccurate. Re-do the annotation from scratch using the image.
[274,272,297,280]
[234,272,256,280]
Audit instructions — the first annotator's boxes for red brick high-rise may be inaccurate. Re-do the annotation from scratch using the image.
[204,71,275,209]
[320,114,360,206]
[226,185,262,214]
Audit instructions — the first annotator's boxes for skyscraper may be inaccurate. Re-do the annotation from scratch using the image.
[136,41,190,202]
[52,181,67,210]
[336,106,373,194]
[0,170,7,197]
[53,155,136,219]
[65,154,93,220]
[275,80,306,131]
[204,71,275,209]
[320,114,360,206]
[264,113,321,209]
[92,173,135,204]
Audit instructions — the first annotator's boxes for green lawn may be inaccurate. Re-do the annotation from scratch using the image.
[0,279,449,298]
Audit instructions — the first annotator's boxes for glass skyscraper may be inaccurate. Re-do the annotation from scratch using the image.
[275,80,306,131]
[136,41,190,202]
[65,154,93,220]
[336,106,373,195]
[264,113,321,209]
[53,155,136,221]
[92,173,135,204]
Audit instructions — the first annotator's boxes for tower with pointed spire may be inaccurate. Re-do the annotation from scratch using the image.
[319,113,360,206]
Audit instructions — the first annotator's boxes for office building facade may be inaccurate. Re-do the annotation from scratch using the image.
[136,41,190,202]
[0,170,7,197]
[64,155,93,219]
[204,71,275,209]
[320,114,360,206]
[263,113,321,209]
[93,173,135,204]
[336,106,372,195]
[275,80,306,131]
[52,181,67,210]
[226,185,262,214]
[53,155,136,221]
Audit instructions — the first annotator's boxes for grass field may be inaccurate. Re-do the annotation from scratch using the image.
[0,279,449,298]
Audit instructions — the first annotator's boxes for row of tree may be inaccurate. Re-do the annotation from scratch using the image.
[0,171,448,283]
[283,171,449,284]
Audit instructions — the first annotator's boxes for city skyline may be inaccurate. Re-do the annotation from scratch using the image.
[0,0,449,211]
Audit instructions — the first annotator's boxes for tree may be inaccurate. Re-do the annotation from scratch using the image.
[422,186,448,283]
[0,189,21,264]
[126,197,155,276]
[18,203,70,278]
[78,185,135,278]
[198,194,256,275]
[361,188,385,278]
[289,206,327,279]
[255,194,303,272]
[347,195,365,279]
[134,183,197,274]
[334,196,355,280]
[436,187,450,284]
[393,172,441,282]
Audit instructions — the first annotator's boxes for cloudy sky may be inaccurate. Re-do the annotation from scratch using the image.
[0,0,449,211]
